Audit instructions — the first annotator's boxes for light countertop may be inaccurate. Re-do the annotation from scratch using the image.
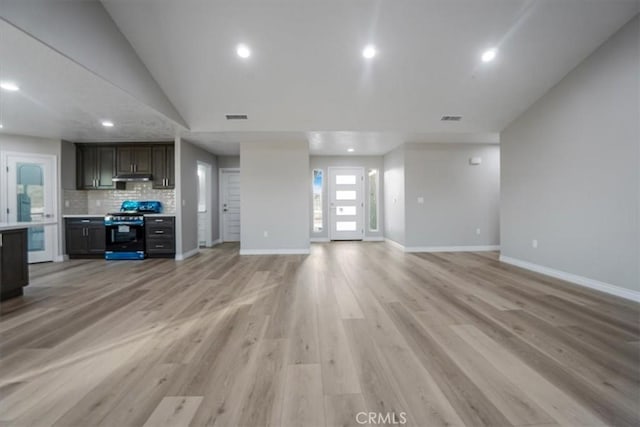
[0,222,58,232]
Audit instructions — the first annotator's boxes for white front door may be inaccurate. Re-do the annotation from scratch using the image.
[3,153,57,263]
[329,167,364,241]
[221,169,240,242]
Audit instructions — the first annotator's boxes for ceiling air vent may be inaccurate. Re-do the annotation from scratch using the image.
[441,115,462,121]
[225,114,248,120]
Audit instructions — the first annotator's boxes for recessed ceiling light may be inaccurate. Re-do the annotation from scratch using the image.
[481,48,497,63]
[347,148,355,152]
[236,44,251,58]
[101,120,114,127]
[362,45,377,59]
[0,81,20,91]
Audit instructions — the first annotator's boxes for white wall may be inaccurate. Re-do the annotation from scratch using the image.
[179,140,218,256]
[240,141,309,253]
[310,156,384,240]
[383,146,406,245]
[0,0,186,127]
[218,156,240,169]
[501,16,639,293]
[404,143,500,249]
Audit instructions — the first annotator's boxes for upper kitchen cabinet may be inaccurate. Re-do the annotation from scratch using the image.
[76,145,117,190]
[116,146,152,175]
[152,144,175,189]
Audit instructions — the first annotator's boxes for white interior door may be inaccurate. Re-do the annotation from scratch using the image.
[4,153,57,263]
[221,169,240,242]
[329,167,364,240]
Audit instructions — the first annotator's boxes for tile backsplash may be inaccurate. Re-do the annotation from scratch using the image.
[63,182,176,215]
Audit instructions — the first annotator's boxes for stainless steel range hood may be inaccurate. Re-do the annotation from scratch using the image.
[112,174,153,182]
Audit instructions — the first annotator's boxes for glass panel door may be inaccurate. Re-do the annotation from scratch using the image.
[5,154,57,263]
[328,167,364,240]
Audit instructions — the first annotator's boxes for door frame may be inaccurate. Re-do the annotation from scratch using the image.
[1,151,59,263]
[197,161,213,247]
[219,168,240,242]
[328,166,365,241]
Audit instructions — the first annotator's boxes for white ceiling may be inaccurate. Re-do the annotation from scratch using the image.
[0,19,180,142]
[102,0,638,154]
[1,1,638,155]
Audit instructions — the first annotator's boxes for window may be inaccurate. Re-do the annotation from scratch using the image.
[313,169,323,232]
[368,169,379,231]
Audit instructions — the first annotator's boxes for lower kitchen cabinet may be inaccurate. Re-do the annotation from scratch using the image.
[0,228,29,301]
[65,218,105,258]
[145,216,175,258]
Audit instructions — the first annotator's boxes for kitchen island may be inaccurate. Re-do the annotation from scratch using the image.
[0,225,28,301]
[0,222,56,301]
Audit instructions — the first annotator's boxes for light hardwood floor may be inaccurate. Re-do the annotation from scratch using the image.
[0,242,638,427]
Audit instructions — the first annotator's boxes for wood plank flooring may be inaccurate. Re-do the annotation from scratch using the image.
[1,242,638,427]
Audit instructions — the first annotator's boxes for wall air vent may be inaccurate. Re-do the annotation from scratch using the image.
[226,114,248,120]
[441,115,462,121]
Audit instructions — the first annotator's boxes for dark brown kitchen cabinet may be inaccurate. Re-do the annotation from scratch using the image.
[65,218,105,258]
[0,228,29,301]
[152,145,175,189]
[145,216,175,258]
[116,146,152,175]
[76,145,117,190]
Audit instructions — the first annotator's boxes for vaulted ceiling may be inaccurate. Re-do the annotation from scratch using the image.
[1,0,638,154]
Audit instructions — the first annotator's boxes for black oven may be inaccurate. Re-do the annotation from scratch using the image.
[105,214,145,260]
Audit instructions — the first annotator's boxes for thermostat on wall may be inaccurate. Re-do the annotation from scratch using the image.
[469,157,482,165]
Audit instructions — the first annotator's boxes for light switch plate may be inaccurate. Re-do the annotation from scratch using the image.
[417,197,424,204]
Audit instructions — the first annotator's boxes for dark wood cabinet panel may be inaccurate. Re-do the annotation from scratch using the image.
[145,216,175,258]
[0,228,29,301]
[151,145,175,189]
[65,219,105,258]
[76,145,117,190]
[96,147,116,189]
[117,146,152,175]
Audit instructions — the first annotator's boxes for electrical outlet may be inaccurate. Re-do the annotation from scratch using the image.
[263,231,269,238]
[476,228,481,235]
[96,200,101,207]
[532,239,538,249]
[417,197,424,204]
[65,200,70,208]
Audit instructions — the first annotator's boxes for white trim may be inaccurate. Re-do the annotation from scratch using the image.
[209,238,222,246]
[240,248,311,255]
[405,245,500,253]
[197,161,213,247]
[363,236,384,242]
[176,247,200,261]
[54,254,68,262]
[499,255,640,303]
[385,238,406,251]
[310,237,330,243]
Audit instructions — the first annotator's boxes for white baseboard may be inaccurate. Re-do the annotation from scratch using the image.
[499,255,640,303]
[405,245,500,253]
[240,248,311,255]
[310,237,330,243]
[209,238,222,246]
[385,238,406,251]
[363,236,385,242]
[54,255,68,262]
[176,248,200,261]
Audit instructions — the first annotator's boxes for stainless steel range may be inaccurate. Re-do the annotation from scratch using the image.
[104,200,163,260]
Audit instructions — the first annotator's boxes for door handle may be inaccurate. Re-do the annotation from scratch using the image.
[223,209,228,212]
[45,214,54,218]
